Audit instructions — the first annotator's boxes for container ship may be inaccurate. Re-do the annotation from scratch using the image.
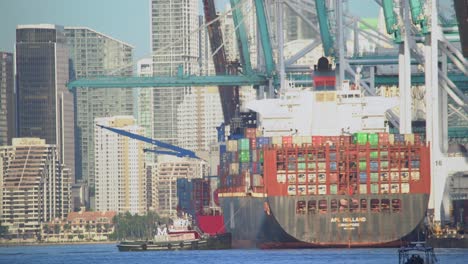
[177,178,226,236]
[216,57,431,248]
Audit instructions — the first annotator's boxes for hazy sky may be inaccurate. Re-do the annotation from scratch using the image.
[0,0,380,62]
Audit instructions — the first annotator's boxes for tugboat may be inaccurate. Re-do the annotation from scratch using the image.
[398,242,438,264]
[117,218,231,251]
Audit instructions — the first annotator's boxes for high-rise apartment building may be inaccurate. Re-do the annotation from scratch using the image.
[65,27,133,198]
[177,86,223,152]
[152,155,207,216]
[0,138,71,238]
[94,116,146,215]
[15,24,75,182]
[151,0,200,145]
[136,58,154,141]
[0,52,14,146]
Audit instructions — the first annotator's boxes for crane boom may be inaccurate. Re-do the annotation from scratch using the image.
[97,124,199,159]
[203,0,239,124]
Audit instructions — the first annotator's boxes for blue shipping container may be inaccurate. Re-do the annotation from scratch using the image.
[256,137,271,148]
[359,172,367,183]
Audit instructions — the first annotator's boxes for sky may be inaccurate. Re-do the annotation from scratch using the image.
[0,0,380,62]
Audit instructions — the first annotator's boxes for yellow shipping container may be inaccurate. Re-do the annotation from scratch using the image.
[227,140,238,152]
[272,136,282,145]
[404,134,415,144]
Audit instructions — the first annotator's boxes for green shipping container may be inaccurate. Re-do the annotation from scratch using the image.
[298,163,306,170]
[371,183,379,194]
[239,150,250,162]
[330,184,338,194]
[259,151,264,162]
[370,173,379,182]
[370,151,378,159]
[353,132,368,145]
[368,133,379,146]
[238,138,250,151]
[381,161,389,169]
[359,161,367,170]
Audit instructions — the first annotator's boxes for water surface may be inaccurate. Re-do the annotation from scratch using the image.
[0,244,467,264]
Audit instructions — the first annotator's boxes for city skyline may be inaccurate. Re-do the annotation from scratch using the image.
[0,0,381,64]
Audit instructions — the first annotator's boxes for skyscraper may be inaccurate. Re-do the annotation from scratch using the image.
[177,86,223,152]
[136,58,154,141]
[15,24,75,182]
[65,27,133,200]
[0,52,14,146]
[94,116,146,215]
[0,138,71,238]
[151,0,200,145]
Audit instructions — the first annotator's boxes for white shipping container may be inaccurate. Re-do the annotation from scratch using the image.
[401,183,410,193]
[411,171,420,181]
[359,184,367,194]
[253,174,263,186]
[229,163,239,175]
[302,136,312,144]
[292,136,302,145]
[308,185,317,195]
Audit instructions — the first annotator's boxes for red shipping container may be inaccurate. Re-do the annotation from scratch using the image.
[330,173,338,183]
[282,136,292,145]
[414,134,421,144]
[245,128,257,139]
[339,136,352,145]
[312,136,324,146]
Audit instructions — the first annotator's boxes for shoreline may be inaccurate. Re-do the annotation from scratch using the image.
[0,241,117,247]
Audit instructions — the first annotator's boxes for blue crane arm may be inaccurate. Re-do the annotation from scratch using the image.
[144,149,191,158]
[97,124,198,159]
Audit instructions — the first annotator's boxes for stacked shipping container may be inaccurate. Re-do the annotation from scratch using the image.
[219,132,428,197]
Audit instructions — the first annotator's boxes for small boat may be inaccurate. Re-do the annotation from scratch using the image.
[117,218,231,251]
[398,242,438,264]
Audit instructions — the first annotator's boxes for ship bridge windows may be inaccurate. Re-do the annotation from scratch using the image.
[296,200,306,214]
[330,199,338,213]
[360,199,368,212]
[381,199,390,213]
[307,200,317,213]
[350,199,359,212]
[370,199,380,212]
[392,199,401,212]
[318,199,327,213]
[339,199,349,212]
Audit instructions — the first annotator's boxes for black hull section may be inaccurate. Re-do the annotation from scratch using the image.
[220,194,429,248]
[117,233,232,251]
[427,237,468,248]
